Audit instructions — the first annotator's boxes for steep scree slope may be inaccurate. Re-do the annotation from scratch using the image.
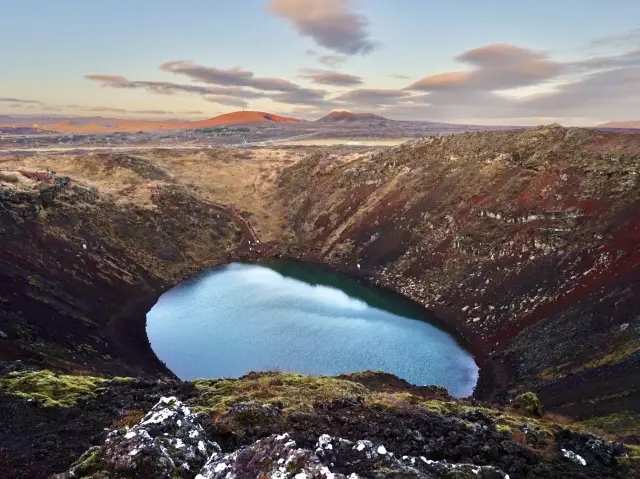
[0,155,245,376]
[277,125,640,420]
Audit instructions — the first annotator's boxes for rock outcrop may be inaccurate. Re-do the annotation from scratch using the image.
[5,371,633,479]
[54,393,632,478]
[54,396,218,478]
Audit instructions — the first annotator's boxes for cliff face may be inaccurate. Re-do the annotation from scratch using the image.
[0,156,244,377]
[277,125,640,419]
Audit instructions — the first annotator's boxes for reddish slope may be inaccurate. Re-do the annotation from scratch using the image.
[278,125,640,417]
[185,111,301,128]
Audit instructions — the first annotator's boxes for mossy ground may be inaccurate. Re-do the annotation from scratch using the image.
[190,372,369,416]
[579,411,640,438]
[0,369,130,407]
[188,371,600,452]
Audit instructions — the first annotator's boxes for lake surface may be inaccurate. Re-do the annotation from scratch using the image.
[147,261,478,397]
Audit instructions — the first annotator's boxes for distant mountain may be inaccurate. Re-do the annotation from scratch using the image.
[0,111,302,133]
[317,111,389,122]
[599,121,640,129]
[186,111,301,128]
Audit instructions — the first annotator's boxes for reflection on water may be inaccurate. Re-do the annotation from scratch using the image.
[147,262,479,397]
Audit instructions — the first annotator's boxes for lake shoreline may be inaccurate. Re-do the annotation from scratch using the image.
[147,261,479,397]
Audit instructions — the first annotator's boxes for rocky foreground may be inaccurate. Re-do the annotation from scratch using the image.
[0,367,638,478]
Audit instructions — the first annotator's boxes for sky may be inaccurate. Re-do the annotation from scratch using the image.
[2,0,640,125]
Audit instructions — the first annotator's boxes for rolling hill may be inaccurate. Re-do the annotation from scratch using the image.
[185,110,301,128]
[317,111,389,122]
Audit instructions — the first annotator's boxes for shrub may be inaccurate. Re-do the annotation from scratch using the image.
[512,392,543,417]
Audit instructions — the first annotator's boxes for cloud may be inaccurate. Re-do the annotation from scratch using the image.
[566,48,640,72]
[88,62,333,109]
[160,61,302,92]
[268,88,331,106]
[389,42,640,123]
[318,55,348,68]
[84,106,128,113]
[86,73,264,99]
[83,34,640,124]
[299,68,363,86]
[204,95,249,108]
[389,73,411,80]
[588,29,640,49]
[267,0,378,55]
[0,97,42,104]
[333,88,412,106]
[519,67,640,118]
[407,44,561,92]
[179,110,204,115]
[305,49,318,56]
[133,110,175,115]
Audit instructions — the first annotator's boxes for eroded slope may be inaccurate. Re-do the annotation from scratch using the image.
[277,125,640,420]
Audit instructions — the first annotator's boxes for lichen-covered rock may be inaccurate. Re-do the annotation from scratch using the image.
[195,433,350,479]
[556,429,626,467]
[195,433,511,479]
[54,396,219,478]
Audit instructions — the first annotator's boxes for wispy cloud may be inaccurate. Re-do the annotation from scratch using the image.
[203,95,249,108]
[85,74,264,98]
[333,88,412,107]
[133,109,175,115]
[318,55,348,69]
[299,68,363,86]
[588,29,640,49]
[0,97,42,104]
[88,61,331,108]
[267,0,378,55]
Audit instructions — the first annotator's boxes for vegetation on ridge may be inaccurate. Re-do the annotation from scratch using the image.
[0,369,130,407]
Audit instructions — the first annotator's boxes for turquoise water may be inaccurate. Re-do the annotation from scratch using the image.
[147,261,478,397]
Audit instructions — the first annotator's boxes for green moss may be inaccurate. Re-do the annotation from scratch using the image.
[512,392,543,417]
[540,342,640,381]
[191,372,369,416]
[69,446,102,477]
[579,411,640,437]
[618,449,640,478]
[285,461,299,475]
[0,370,127,407]
[497,424,512,433]
[626,444,640,458]
[582,341,640,370]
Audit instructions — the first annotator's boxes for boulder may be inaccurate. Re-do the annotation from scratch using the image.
[54,396,219,478]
